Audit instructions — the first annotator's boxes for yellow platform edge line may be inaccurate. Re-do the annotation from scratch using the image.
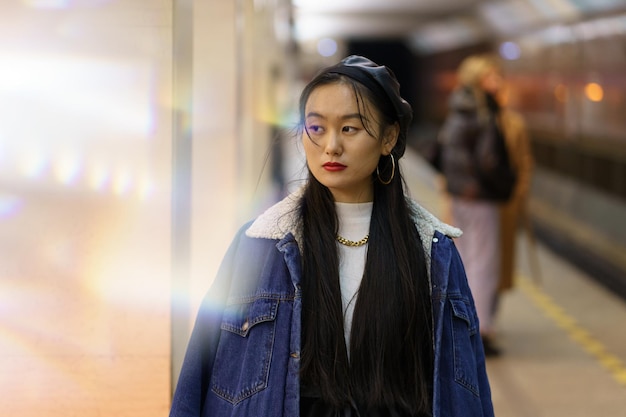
[517,274,626,388]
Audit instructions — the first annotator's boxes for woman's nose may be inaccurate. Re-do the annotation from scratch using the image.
[324,131,342,155]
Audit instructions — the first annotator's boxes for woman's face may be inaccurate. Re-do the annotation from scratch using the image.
[302,82,396,203]
[480,67,503,95]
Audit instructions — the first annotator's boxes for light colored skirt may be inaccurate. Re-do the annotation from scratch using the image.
[450,198,501,334]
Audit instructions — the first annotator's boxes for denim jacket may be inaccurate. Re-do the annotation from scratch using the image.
[170,191,494,417]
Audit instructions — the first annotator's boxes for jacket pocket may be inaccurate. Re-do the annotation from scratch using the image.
[449,298,480,396]
[211,297,279,404]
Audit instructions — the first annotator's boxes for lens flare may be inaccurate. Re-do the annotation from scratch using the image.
[0,194,23,219]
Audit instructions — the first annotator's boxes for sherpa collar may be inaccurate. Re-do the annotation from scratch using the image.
[245,187,462,260]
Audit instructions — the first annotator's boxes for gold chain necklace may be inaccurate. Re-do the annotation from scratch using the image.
[336,234,369,247]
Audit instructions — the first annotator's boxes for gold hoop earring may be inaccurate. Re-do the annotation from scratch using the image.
[377,154,395,185]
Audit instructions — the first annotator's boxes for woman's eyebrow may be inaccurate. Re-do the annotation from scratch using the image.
[305,111,325,119]
[341,113,363,121]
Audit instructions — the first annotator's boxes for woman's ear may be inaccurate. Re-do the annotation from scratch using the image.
[382,123,400,155]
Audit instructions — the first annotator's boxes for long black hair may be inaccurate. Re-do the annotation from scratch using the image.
[298,64,434,415]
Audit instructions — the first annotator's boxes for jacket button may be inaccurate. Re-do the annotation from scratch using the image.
[241,321,249,332]
[433,237,439,243]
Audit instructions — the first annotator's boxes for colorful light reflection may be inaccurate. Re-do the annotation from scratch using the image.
[1,3,172,415]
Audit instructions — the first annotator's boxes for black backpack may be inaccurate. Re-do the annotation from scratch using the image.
[475,115,517,201]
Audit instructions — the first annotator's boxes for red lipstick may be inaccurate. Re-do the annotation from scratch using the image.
[323,162,347,172]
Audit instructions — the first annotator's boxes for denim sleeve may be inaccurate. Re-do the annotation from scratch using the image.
[449,244,494,417]
[169,227,246,417]
[431,232,494,417]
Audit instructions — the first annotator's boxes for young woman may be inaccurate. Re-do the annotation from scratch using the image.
[169,55,494,417]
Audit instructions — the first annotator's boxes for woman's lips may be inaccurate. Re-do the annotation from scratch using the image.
[323,162,347,172]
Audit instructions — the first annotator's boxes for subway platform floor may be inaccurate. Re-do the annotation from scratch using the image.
[401,148,626,417]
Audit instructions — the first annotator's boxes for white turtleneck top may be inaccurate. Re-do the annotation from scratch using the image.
[335,201,373,352]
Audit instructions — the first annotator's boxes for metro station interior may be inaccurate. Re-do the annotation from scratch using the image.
[1,1,626,416]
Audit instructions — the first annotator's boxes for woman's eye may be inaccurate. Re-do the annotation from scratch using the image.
[307,125,323,134]
[342,126,357,133]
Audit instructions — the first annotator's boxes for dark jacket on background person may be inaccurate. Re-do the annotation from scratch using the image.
[169,190,494,417]
[439,87,512,201]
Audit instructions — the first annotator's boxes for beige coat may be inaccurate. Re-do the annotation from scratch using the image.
[498,109,534,291]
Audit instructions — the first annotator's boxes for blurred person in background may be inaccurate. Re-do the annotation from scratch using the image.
[169,55,494,417]
[497,84,534,308]
[438,54,519,357]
